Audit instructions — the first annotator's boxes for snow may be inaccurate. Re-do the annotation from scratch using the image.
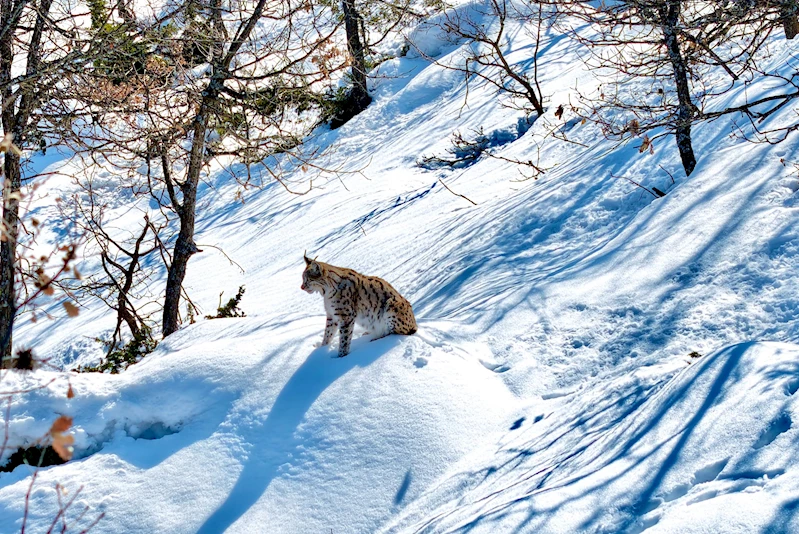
[384,342,799,533]
[2,3,799,533]
[1,320,513,532]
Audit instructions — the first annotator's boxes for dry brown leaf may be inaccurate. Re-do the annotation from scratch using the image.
[639,135,652,154]
[51,415,73,434]
[52,434,75,461]
[51,415,75,460]
[67,384,75,399]
[63,301,79,317]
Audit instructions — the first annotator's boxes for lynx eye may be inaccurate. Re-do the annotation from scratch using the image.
[307,269,321,279]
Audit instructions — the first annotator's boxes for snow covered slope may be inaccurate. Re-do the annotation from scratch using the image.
[0,320,514,533]
[2,3,799,533]
[384,342,799,533]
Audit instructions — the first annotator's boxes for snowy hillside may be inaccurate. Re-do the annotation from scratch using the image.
[2,2,799,533]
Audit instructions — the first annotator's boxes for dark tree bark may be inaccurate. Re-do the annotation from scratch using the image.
[0,153,20,363]
[660,0,697,176]
[332,0,372,128]
[161,113,207,336]
[0,0,18,363]
[781,1,799,39]
[0,0,55,362]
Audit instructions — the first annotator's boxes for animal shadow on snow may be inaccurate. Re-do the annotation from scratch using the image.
[196,335,400,534]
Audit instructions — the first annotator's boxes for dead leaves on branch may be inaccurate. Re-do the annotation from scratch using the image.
[639,134,654,154]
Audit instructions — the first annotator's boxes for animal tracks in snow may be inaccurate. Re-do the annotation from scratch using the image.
[753,412,793,449]
[638,456,785,533]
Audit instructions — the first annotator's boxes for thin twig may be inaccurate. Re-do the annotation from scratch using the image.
[21,467,39,534]
[658,164,676,184]
[438,176,477,206]
[611,172,659,199]
[194,243,245,273]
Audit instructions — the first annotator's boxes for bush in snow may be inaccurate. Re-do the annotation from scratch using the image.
[206,286,247,319]
[76,326,157,374]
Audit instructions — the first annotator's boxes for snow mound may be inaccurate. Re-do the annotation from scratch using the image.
[0,318,515,533]
[384,342,799,533]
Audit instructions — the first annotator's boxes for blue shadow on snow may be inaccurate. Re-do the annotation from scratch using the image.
[196,338,393,533]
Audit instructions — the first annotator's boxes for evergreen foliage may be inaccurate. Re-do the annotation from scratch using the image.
[206,286,246,319]
[77,326,157,374]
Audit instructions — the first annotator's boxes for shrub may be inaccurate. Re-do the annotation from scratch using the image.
[206,286,246,319]
[76,326,157,374]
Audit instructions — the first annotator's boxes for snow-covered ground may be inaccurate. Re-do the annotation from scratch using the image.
[2,3,799,533]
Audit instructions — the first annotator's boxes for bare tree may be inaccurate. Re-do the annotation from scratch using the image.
[442,0,546,116]
[556,0,796,176]
[66,179,166,357]
[58,0,345,338]
[340,0,372,122]
[0,0,101,361]
[326,0,437,127]
[1,0,57,361]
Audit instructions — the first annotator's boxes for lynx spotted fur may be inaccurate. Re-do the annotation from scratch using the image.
[301,254,417,357]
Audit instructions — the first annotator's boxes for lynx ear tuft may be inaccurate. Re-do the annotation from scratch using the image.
[304,250,312,265]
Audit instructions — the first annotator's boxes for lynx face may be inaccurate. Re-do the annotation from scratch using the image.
[301,260,324,294]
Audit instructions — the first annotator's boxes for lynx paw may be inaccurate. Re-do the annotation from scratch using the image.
[314,340,327,348]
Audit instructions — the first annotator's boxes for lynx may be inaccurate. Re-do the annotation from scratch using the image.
[301,254,417,357]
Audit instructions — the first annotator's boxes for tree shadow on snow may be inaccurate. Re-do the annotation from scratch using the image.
[407,141,789,379]
[195,337,395,534]
[407,343,799,533]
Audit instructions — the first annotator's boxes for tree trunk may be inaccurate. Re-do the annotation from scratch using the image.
[0,0,16,363]
[0,0,56,361]
[661,1,697,176]
[162,0,230,338]
[781,1,799,39]
[333,0,371,128]
[162,0,274,337]
[161,111,206,337]
[0,153,19,363]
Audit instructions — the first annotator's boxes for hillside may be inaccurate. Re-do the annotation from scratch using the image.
[1,2,799,533]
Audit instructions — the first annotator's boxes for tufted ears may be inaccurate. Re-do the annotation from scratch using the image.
[304,251,312,265]
[303,251,321,276]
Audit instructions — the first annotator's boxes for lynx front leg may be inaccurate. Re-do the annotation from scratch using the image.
[337,315,355,357]
[321,315,337,346]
